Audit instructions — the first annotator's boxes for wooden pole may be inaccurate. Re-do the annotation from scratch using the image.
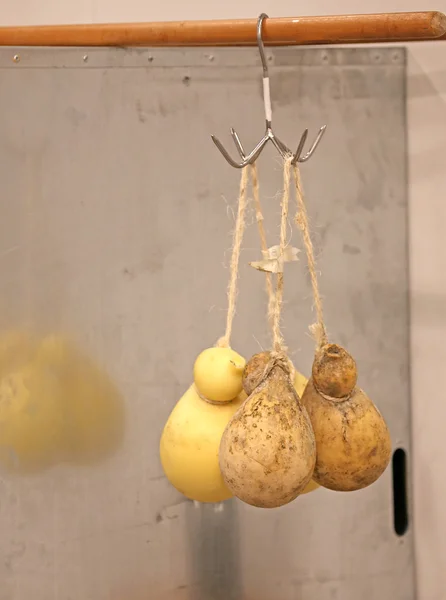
[0,12,444,47]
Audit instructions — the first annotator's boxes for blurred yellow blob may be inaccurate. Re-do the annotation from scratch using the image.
[0,329,125,475]
[0,330,37,377]
[0,357,64,474]
[36,335,125,466]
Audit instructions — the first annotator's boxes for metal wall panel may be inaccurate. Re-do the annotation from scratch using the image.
[0,46,412,600]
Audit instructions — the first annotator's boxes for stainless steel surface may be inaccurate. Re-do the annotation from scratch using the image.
[0,46,412,600]
[211,13,326,168]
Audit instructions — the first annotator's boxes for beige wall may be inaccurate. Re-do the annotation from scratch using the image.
[1,1,445,598]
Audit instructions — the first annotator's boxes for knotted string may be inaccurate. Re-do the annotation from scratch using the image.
[250,157,295,383]
[270,157,292,353]
[217,166,250,349]
[292,164,328,350]
[249,163,275,333]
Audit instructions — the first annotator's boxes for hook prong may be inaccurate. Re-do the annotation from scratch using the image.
[231,128,246,158]
[291,129,309,165]
[243,136,269,165]
[297,125,327,163]
[211,133,270,168]
[270,136,287,158]
[211,135,246,169]
[273,135,292,157]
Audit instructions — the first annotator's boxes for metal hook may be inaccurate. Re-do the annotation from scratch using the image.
[211,13,326,169]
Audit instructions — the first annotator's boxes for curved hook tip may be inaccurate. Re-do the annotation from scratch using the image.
[211,134,246,169]
[295,125,327,164]
[257,13,269,77]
